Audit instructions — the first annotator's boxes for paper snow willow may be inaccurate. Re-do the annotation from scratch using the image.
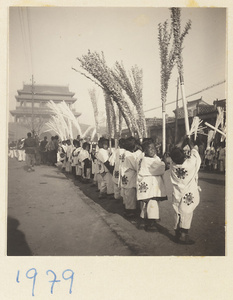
[189,117,207,141]
[158,20,176,153]
[73,50,147,139]
[45,100,95,140]
[170,7,192,136]
[112,62,147,139]
[88,88,100,139]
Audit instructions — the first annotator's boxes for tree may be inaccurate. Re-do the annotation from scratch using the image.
[20,116,46,137]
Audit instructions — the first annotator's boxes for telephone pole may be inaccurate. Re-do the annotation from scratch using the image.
[31,75,35,136]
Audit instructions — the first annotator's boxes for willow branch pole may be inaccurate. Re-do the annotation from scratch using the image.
[88,88,99,140]
[180,75,190,136]
[113,62,146,139]
[170,7,191,137]
[76,51,141,137]
[158,20,176,154]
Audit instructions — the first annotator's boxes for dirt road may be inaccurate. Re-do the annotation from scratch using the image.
[7,159,225,256]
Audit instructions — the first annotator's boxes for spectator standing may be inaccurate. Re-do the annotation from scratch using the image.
[46,137,55,165]
[39,136,48,164]
[34,135,41,165]
[218,141,226,172]
[23,132,37,172]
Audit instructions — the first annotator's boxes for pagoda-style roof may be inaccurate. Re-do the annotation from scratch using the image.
[186,98,209,107]
[213,99,226,108]
[173,98,213,119]
[146,117,175,128]
[15,94,77,102]
[12,83,81,120]
[18,84,75,96]
[10,107,81,118]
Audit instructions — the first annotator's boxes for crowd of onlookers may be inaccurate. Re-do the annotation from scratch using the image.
[8,135,59,166]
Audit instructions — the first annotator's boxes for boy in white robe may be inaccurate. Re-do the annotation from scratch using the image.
[96,139,112,198]
[78,142,91,182]
[95,140,103,191]
[17,138,25,162]
[73,141,82,179]
[170,139,201,244]
[59,141,67,171]
[71,140,81,176]
[105,139,115,197]
[110,138,125,200]
[137,139,167,231]
[120,137,140,217]
[65,140,73,173]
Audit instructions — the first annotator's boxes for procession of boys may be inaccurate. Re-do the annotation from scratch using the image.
[7,7,226,257]
[8,131,226,247]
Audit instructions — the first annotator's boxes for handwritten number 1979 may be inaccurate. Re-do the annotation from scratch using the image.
[17,269,74,296]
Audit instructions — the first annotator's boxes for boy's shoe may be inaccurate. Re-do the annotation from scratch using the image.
[179,233,195,245]
[82,178,90,184]
[145,220,158,232]
[136,218,146,230]
[98,194,107,199]
[107,193,114,197]
[174,229,182,243]
[123,210,136,218]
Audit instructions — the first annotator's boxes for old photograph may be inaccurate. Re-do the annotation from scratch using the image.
[8,6,226,256]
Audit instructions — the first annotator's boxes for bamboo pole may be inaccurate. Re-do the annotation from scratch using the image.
[31,74,35,136]
[175,77,179,143]
[205,122,226,137]
[180,75,190,136]
[162,102,166,154]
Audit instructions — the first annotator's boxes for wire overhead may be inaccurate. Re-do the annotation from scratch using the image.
[18,7,33,76]
[144,80,226,113]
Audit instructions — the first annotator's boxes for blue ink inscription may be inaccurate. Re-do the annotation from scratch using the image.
[62,269,74,294]
[26,268,38,297]
[16,269,74,296]
[46,270,61,294]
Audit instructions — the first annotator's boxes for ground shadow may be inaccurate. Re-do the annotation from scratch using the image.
[7,216,33,256]
[23,165,29,172]
[43,174,68,180]
[200,178,225,186]
[66,174,177,243]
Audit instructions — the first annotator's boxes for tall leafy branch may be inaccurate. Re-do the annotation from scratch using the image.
[112,62,147,138]
[158,20,176,153]
[88,88,100,139]
[170,7,192,135]
[75,50,141,137]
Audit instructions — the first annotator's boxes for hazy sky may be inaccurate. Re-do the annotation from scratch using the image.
[9,7,226,125]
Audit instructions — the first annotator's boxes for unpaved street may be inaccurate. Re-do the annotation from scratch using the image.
[7,159,225,256]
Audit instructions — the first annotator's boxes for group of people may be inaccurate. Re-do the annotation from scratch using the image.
[9,131,210,244]
[56,134,201,244]
[204,141,226,172]
[8,134,60,168]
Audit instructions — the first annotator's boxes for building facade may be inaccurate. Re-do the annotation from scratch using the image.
[9,84,81,139]
[10,84,81,122]
[122,98,226,149]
